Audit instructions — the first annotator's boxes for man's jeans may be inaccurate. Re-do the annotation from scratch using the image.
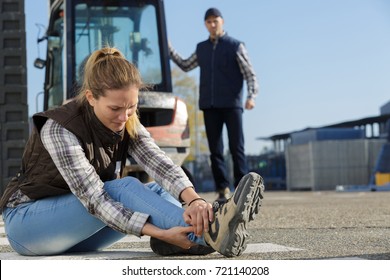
[2,177,206,256]
[203,108,248,190]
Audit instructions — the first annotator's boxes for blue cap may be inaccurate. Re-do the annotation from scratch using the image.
[204,8,223,20]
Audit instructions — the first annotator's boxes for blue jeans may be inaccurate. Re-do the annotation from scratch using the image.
[2,177,206,256]
[203,108,248,190]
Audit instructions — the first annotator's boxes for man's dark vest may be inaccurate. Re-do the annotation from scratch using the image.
[196,33,244,110]
[0,101,130,208]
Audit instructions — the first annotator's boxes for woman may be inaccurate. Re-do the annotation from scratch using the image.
[0,47,264,257]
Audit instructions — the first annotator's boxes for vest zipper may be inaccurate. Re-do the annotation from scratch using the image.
[211,38,218,107]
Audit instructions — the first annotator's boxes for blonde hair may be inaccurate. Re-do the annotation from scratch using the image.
[76,47,145,138]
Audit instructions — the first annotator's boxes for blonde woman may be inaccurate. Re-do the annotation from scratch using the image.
[0,47,264,257]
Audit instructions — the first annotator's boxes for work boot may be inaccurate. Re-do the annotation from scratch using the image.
[204,172,264,257]
[215,187,231,205]
[150,237,215,256]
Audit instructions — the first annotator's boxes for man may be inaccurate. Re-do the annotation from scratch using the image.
[386,119,390,142]
[169,7,259,201]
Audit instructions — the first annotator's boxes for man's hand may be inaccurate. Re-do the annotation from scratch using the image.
[245,99,255,110]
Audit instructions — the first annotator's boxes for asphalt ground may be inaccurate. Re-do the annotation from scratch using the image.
[0,190,389,260]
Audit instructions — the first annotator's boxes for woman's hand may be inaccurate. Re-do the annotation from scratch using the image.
[162,226,197,249]
[142,224,197,249]
[183,199,214,237]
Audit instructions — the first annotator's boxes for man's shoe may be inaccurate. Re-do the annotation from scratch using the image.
[218,187,231,199]
[150,237,215,256]
[204,172,264,257]
[215,187,231,205]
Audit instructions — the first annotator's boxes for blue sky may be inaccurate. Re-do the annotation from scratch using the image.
[25,0,390,154]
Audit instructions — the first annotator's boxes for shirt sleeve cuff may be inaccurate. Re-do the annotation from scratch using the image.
[128,212,150,237]
[173,179,193,200]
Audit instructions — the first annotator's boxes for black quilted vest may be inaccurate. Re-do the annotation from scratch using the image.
[0,101,130,208]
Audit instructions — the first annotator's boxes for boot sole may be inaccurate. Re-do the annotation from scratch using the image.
[150,237,215,256]
[219,172,264,257]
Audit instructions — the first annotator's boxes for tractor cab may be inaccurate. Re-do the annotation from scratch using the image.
[36,0,190,180]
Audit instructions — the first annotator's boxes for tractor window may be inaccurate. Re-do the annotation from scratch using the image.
[74,3,162,87]
[46,8,65,109]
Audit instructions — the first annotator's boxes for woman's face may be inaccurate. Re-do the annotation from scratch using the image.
[86,85,139,132]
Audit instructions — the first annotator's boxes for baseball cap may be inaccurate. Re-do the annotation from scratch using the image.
[204,8,223,20]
